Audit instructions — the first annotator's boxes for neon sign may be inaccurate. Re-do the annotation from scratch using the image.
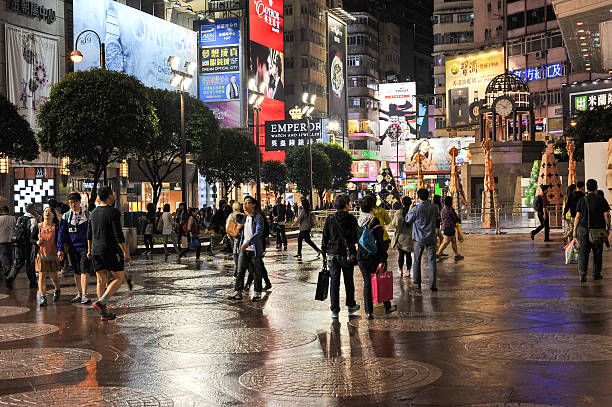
[510,63,563,82]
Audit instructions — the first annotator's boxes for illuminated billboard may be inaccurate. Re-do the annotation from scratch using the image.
[379,82,417,162]
[445,48,504,128]
[327,13,347,136]
[73,0,197,96]
[404,137,474,173]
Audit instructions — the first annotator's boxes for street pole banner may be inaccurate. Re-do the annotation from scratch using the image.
[5,24,59,131]
[327,13,347,137]
[378,82,417,162]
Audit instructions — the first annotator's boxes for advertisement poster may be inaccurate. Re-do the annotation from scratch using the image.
[445,48,504,128]
[249,0,285,161]
[204,101,242,127]
[198,18,240,47]
[199,73,241,101]
[74,0,197,96]
[379,82,417,162]
[404,137,474,173]
[327,14,347,134]
[264,119,326,150]
[200,45,240,74]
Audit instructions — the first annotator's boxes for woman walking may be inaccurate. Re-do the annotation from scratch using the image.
[357,195,397,319]
[436,196,464,260]
[294,198,321,259]
[160,204,179,261]
[35,208,61,306]
[141,203,156,255]
[562,184,577,245]
[391,196,414,277]
[186,208,202,264]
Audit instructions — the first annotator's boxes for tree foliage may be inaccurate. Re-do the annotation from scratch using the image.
[315,143,353,191]
[0,93,39,161]
[193,128,258,196]
[553,106,612,161]
[262,160,288,198]
[285,144,331,200]
[37,69,157,202]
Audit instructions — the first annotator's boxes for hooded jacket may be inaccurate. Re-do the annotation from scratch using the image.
[357,213,387,264]
[321,210,358,257]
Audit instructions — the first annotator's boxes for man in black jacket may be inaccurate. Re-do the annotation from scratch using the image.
[272,198,287,250]
[321,194,360,318]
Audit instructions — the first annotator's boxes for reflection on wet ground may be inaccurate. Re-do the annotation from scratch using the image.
[0,232,611,406]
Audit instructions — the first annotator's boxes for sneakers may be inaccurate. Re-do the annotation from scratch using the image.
[251,295,261,302]
[276,244,281,250]
[283,245,288,251]
[71,295,82,303]
[594,275,604,280]
[385,305,398,314]
[263,283,272,291]
[101,312,116,321]
[52,289,61,302]
[227,294,242,301]
[40,296,47,307]
[367,313,374,320]
[81,295,91,305]
[293,254,302,258]
[348,304,361,315]
[331,312,339,318]
[454,255,464,260]
[92,300,115,321]
[195,258,203,264]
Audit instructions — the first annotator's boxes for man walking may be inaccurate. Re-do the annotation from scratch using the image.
[0,206,16,278]
[87,186,131,321]
[321,194,360,318]
[573,179,610,282]
[531,184,552,242]
[272,198,288,250]
[405,188,440,291]
[57,193,93,304]
[228,196,265,302]
[5,203,38,289]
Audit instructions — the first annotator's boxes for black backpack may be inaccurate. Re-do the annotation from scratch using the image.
[10,216,31,245]
[533,195,543,212]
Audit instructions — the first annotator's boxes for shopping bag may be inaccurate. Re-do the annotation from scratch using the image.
[456,223,464,243]
[371,263,393,304]
[315,261,330,301]
[564,238,579,264]
[189,237,200,249]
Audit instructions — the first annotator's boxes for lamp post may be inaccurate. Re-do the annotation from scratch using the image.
[302,92,316,207]
[326,114,344,147]
[248,79,265,203]
[168,56,195,206]
[71,30,105,69]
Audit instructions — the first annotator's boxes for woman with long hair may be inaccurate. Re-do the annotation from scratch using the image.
[35,208,61,306]
[562,184,577,244]
[141,202,156,255]
[294,198,321,259]
[391,196,414,277]
[436,196,463,260]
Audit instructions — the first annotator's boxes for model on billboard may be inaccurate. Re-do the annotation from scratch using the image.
[269,52,284,100]
[249,42,284,101]
[379,101,417,144]
[225,75,240,99]
[408,140,438,172]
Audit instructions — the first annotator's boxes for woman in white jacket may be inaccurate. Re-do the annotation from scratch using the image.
[391,196,414,277]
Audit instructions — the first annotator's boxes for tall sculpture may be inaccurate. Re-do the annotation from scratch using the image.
[414,152,425,190]
[481,139,498,228]
[448,146,467,210]
[567,141,577,187]
[376,161,402,210]
[537,143,564,227]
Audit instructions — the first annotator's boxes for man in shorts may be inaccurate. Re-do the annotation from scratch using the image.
[57,192,94,304]
[87,186,131,321]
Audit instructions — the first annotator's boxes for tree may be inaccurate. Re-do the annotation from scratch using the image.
[285,144,331,202]
[553,106,612,161]
[37,69,157,203]
[315,143,352,191]
[262,160,288,198]
[524,160,541,207]
[133,88,219,209]
[193,128,258,196]
[0,93,39,161]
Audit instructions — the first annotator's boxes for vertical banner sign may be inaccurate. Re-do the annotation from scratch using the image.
[378,82,417,162]
[5,24,59,131]
[327,13,347,140]
[249,0,285,161]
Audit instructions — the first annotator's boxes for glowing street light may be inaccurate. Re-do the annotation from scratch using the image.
[248,79,265,203]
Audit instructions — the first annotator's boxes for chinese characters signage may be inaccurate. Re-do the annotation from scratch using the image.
[510,63,564,82]
[208,0,246,13]
[564,79,612,119]
[199,73,241,101]
[198,18,240,47]
[264,119,324,151]
[8,0,56,23]
[200,46,240,73]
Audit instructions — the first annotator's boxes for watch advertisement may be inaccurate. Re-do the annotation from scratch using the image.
[327,13,347,134]
[404,137,474,173]
[73,0,197,96]
[445,48,504,128]
[264,119,326,151]
[378,82,417,162]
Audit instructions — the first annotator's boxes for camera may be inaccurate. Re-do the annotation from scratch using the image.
[69,227,77,233]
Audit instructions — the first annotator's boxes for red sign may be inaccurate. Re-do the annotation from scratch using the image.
[249,0,283,52]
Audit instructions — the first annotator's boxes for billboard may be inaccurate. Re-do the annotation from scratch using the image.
[564,80,612,118]
[264,119,326,151]
[379,82,417,162]
[204,100,242,127]
[445,48,504,128]
[404,137,474,173]
[73,0,197,96]
[199,73,241,101]
[327,13,347,134]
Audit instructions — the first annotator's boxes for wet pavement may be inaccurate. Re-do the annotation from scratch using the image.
[0,232,611,406]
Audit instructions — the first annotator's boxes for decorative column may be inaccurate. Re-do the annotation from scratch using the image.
[481,139,498,228]
[414,152,425,190]
[567,141,577,187]
[448,146,467,210]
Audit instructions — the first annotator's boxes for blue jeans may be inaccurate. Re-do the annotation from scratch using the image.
[234,250,263,295]
[577,227,604,278]
[162,233,179,255]
[413,241,437,287]
[327,255,356,314]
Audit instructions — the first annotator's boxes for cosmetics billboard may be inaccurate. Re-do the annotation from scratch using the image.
[327,13,347,138]
[249,0,285,161]
[73,0,197,96]
[379,82,417,162]
[445,48,504,128]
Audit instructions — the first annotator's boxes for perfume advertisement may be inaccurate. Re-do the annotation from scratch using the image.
[378,82,417,162]
[327,13,347,131]
[404,137,474,173]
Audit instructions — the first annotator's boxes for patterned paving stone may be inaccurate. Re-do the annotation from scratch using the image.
[154,328,316,354]
[60,284,144,296]
[0,386,175,406]
[0,323,59,343]
[409,287,521,298]
[528,276,606,286]
[0,306,29,318]
[144,268,219,278]
[111,294,205,308]
[239,357,442,397]
[463,404,564,407]
[459,333,612,362]
[0,348,102,379]
[349,312,493,331]
[116,307,239,327]
[173,276,236,288]
[0,294,9,300]
[504,297,612,313]
[137,262,190,271]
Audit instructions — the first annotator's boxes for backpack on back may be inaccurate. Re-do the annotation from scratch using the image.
[226,220,241,238]
[10,216,31,245]
[532,195,543,212]
[359,218,380,254]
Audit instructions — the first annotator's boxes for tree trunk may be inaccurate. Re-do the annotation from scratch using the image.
[90,168,103,206]
[152,182,162,210]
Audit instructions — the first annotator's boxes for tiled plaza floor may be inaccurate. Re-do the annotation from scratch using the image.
[0,231,611,406]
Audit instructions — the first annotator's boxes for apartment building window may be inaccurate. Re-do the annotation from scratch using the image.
[547,30,564,49]
[485,29,491,39]
[497,0,501,9]
[286,84,294,95]
[508,12,524,29]
[434,55,445,66]
[547,89,561,106]
[348,34,371,47]
[433,15,438,24]
[435,118,446,129]
[434,76,445,88]
[546,5,556,21]
[533,90,546,107]
[348,56,361,66]
[284,4,292,15]
[435,96,444,108]
[434,32,473,45]
[284,31,294,42]
[285,57,294,69]
[527,34,545,53]
[301,29,325,47]
[350,97,378,110]
[527,7,545,26]
[439,14,453,23]
[487,3,491,12]
[457,12,473,23]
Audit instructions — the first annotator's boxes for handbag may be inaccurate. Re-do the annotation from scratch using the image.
[456,223,464,243]
[564,238,579,264]
[583,196,608,245]
[315,260,330,301]
[371,263,393,304]
[189,236,200,249]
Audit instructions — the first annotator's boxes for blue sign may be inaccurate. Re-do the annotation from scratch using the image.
[199,73,241,101]
[510,63,564,82]
[198,18,240,47]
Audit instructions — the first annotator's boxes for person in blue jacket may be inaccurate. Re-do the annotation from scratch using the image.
[57,193,93,304]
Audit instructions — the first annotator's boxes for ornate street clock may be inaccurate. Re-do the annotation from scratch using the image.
[493,96,515,117]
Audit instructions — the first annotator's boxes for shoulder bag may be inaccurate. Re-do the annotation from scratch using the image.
[584,196,608,245]
[315,259,330,301]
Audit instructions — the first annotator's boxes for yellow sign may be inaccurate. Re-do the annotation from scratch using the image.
[445,48,504,128]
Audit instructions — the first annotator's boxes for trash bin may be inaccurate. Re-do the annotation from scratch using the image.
[122,227,137,255]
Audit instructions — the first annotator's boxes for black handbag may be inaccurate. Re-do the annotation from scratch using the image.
[584,196,608,245]
[315,260,330,301]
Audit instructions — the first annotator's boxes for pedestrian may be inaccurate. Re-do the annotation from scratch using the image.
[57,192,94,304]
[530,184,552,242]
[187,208,202,264]
[0,205,16,278]
[321,194,360,318]
[160,203,179,261]
[433,194,443,248]
[391,196,413,277]
[87,186,131,321]
[357,194,397,319]
[141,203,156,255]
[176,202,189,254]
[228,196,266,301]
[574,179,610,282]
[286,203,294,223]
[226,201,244,274]
[34,207,61,306]
[405,188,440,291]
[272,197,288,250]
[374,199,392,250]
[562,184,577,244]
[436,196,463,260]
[294,198,321,259]
[5,203,38,289]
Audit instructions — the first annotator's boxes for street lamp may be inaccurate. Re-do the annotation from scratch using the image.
[302,92,316,207]
[71,30,105,69]
[0,155,9,174]
[248,78,265,203]
[168,55,196,206]
[326,114,344,147]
